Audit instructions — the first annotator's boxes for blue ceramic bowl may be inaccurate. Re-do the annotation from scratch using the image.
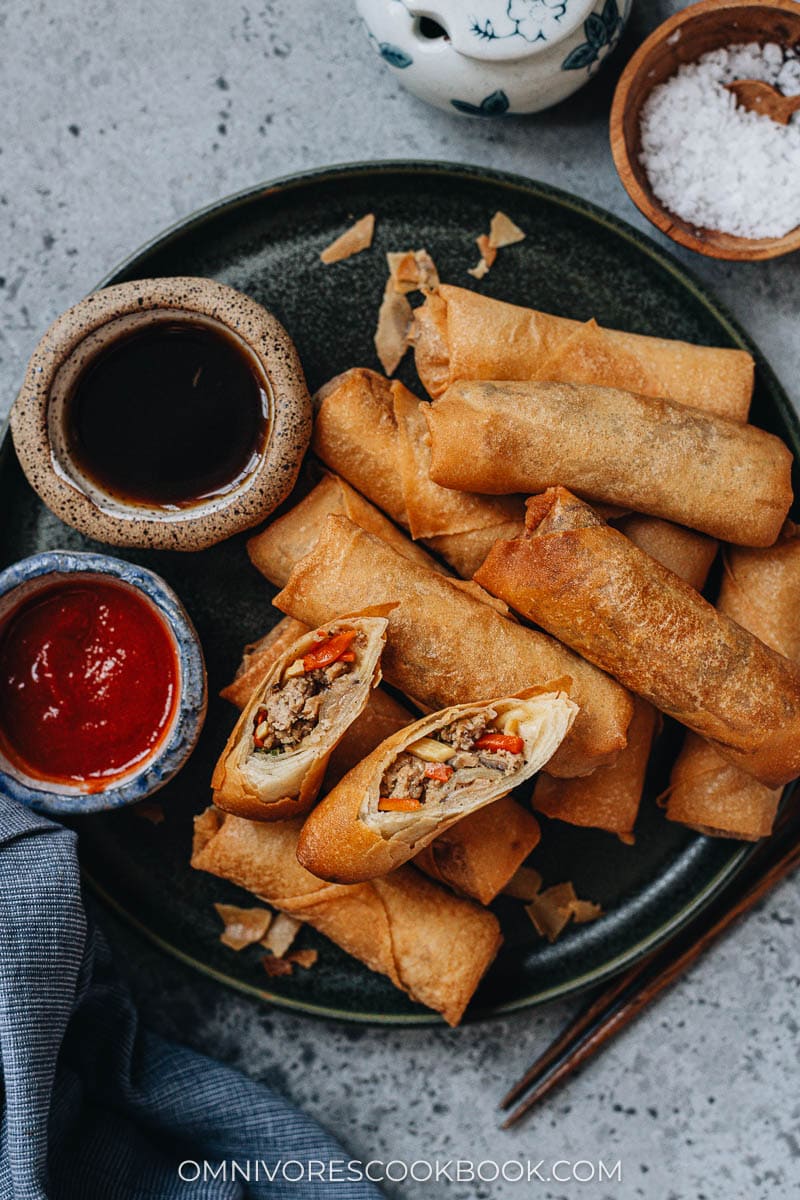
[0,551,207,816]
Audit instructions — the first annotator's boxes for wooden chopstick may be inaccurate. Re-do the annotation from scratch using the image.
[501,820,800,1128]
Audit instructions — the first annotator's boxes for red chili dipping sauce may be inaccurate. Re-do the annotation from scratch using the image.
[0,579,179,789]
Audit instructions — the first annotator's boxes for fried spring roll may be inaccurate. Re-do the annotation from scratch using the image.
[412,285,754,419]
[533,517,716,839]
[212,617,387,821]
[475,488,800,788]
[191,807,502,1025]
[247,472,442,589]
[312,368,526,577]
[425,380,792,547]
[220,618,540,900]
[666,527,800,839]
[219,617,310,709]
[274,515,634,778]
[298,690,575,883]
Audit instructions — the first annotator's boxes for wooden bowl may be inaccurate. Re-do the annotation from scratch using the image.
[610,0,800,261]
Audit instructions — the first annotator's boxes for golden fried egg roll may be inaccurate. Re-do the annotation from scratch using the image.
[666,525,800,839]
[212,616,387,822]
[297,690,575,884]
[191,807,502,1026]
[475,489,800,788]
[532,516,717,840]
[221,624,540,904]
[412,284,754,420]
[425,380,792,547]
[274,515,634,779]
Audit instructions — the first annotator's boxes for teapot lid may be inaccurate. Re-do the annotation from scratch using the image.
[401,0,600,62]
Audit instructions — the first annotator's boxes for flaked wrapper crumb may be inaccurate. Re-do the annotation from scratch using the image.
[262,911,303,957]
[288,948,319,969]
[320,214,375,264]
[489,211,526,248]
[469,211,525,278]
[387,248,440,294]
[524,880,602,943]
[374,281,413,375]
[261,948,319,979]
[214,902,273,951]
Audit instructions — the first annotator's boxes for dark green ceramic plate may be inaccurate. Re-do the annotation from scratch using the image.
[1,162,796,1024]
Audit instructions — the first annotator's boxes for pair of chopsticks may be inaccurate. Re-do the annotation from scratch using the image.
[500,808,800,1127]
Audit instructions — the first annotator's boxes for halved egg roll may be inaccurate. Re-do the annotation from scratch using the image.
[425,380,792,547]
[297,690,576,883]
[219,617,310,709]
[220,620,541,902]
[212,617,387,821]
[191,807,502,1026]
[666,526,800,839]
[274,514,634,778]
[412,284,754,419]
[475,488,800,788]
[532,516,717,840]
[312,368,526,578]
[247,472,442,589]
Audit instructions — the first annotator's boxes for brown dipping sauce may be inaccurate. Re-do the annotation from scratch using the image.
[64,320,270,508]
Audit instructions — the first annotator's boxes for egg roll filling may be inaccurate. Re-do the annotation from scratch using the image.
[378,708,525,812]
[252,628,365,756]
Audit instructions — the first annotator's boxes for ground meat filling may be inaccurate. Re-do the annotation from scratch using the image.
[379,708,524,808]
[253,631,362,754]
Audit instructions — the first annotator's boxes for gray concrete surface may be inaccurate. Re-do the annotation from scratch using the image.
[3,2,800,1196]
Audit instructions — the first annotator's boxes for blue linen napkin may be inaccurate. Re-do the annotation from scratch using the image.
[0,795,383,1199]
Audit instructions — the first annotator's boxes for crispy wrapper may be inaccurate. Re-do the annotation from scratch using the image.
[387,249,440,294]
[425,380,792,547]
[534,517,716,838]
[476,488,800,788]
[666,526,800,839]
[297,690,576,883]
[312,367,527,577]
[412,285,754,419]
[220,621,535,901]
[488,212,525,248]
[274,515,634,778]
[212,617,388,821]
[191,808,502,1026]
[414,797,540,905]
[374,282,413,376]
[319,214,375,264]
[314,368,410,525]
[247,472,440,588]
[219,618,311,709]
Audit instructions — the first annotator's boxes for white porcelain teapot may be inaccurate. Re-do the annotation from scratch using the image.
[357,0,632,115]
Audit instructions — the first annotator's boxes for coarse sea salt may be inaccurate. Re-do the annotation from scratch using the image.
[639,42,800,239]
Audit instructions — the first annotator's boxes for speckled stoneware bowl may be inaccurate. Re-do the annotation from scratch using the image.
[10,277,312,551]
[357,0,633,115]
[0,551,207,816]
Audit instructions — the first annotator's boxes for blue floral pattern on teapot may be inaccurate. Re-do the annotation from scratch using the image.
[356,0,632,115]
